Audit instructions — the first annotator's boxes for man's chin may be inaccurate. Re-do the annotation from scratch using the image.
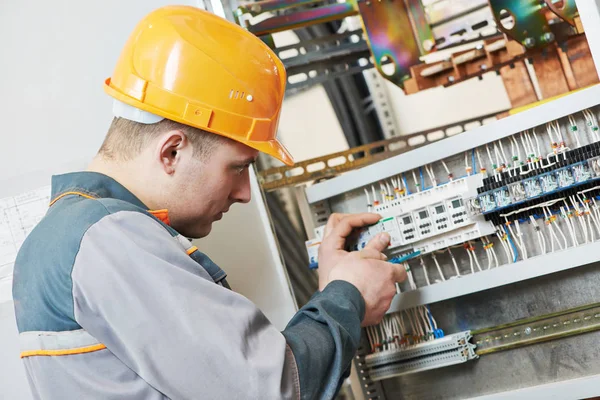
[178,223,213,240]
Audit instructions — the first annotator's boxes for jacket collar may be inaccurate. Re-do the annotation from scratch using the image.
[51,171,148,210]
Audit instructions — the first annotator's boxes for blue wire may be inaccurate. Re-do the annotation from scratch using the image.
[419,167,425,191]
[472,149,476,173]
[402,173,410,195]
[389,251,421,264]
[504,226,519,263]
[426,305,444,338]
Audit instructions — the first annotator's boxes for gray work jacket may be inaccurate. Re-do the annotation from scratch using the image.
[12,171,365,399]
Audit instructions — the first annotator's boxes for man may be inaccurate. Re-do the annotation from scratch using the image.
[12,6,406,399]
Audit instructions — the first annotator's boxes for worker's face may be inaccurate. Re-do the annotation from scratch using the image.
[155,131,257,238]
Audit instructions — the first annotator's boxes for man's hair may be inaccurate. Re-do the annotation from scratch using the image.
[98,117,227,161]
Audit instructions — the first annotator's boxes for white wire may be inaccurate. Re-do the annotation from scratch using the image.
[476,148,485,173]
[592,198,600,234]
[431,253,445,281]
[551,120,563,143]
[469,241,483,272]
[510,136,516,161]
[561,201,579,247]
[525,130,538,169]
[371,185,377,205]
[465,246,475,274]
[409,308,421,339]
[372,324,379,351]
[381,318,391,350]
[502,226,516,262]
[490,239,499,268]
[420,258,431,286]
[448,248,461,277]
[514,220,528,259]
[385,182,393,202]
[568,114,582,147]
[482,237,492,270]
[406,263,417,290]
[496,228,513,263]
[428,308,438,330]
[418,307,430,337]
[493,143,504,171]
[440,160,451,179]
[532,128,542,157]
[543,207,563,251]
[588,212,596,243]
[397,175,404,194]
[416,308,427,338]
[547,206,568,249]
[486,144,496,173]
[412,170,420,192]
[426,165,437,186]
[581,195,600,239]
[366,326,375,352]
[419,306,433,335]
[583,109,600,141]
[498,139,512,176]
[571,196,588,244]
[563,199,579,247]
[484,237,497,269]
[519,132,534,174]
[364,188,371,211]
[505,219,527,260]
[395,313,406,338]
[546,123,556,145]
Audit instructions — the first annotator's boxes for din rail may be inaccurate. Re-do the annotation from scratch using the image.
[473,302,600,356]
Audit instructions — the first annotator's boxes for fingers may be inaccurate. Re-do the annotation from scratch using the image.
[363,232,391,252]
[391,263,408,283]
[323,213,349,236]
[358,248,387,261]
[322,213,382,251]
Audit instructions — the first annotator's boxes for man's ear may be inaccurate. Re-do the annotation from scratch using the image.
[157,130,188,175]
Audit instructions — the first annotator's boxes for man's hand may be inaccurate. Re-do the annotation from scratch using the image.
[317,213,408,326]
[317,213,382,291]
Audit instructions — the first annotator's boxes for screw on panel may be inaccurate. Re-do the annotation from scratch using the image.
[542,32,555,43]
[523,37,535,48]
[524,327,532,335]
[246,94,253,102]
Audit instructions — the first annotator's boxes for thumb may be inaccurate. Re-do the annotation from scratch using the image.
[364,232,391,252]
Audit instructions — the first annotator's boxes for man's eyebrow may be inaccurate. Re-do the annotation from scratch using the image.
[238,156,258,165]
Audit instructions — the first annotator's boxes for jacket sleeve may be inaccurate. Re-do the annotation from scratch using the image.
[71,210,365,400]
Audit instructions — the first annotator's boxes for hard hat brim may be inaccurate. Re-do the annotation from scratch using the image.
[241,138,295,167]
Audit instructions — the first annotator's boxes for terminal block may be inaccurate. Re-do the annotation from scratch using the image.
[365,331,478,381]
[469,142,600,224]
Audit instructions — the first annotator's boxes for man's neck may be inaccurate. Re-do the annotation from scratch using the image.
[86,156,157,209]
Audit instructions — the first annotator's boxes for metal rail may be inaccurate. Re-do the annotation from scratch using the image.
[258,111,505,191]
[472,302,600,356]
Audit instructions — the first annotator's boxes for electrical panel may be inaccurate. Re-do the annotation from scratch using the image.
[300,99,600,399]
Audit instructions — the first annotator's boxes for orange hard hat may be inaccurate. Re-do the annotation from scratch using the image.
[103,5,294,166]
